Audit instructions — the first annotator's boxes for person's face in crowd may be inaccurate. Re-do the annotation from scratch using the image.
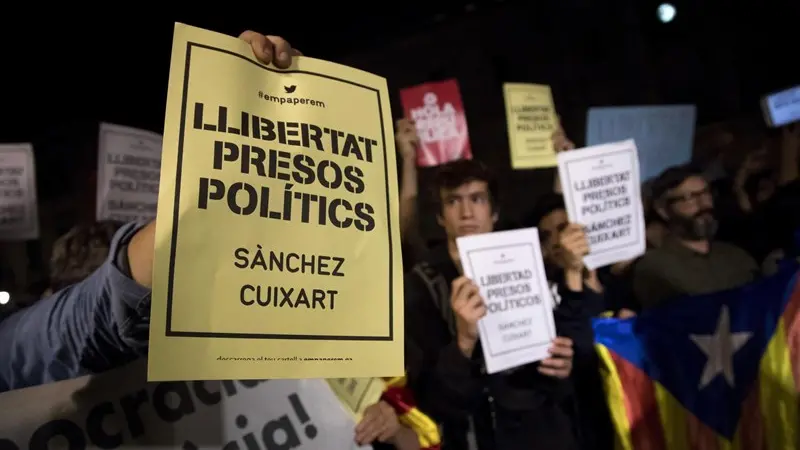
[538,208,569,266]
[658,175,717,241]
[438,180,496,240]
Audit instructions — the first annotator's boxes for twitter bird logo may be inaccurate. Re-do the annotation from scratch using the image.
[284,85,297,94]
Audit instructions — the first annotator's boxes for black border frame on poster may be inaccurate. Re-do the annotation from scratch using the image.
[162,42,394,342]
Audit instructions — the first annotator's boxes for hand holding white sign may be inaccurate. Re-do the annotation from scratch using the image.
[456,228,556,374]
[451,275,487,357]
[538,336,574,379]
[554,223,590,271]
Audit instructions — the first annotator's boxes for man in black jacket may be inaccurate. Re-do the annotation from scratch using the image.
[405,160,595,450]
[522,194,613,450]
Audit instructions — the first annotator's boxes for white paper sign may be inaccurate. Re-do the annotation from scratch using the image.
[0,359,367,450]
[766,85,800,127]
[456,228,556,374]
[96,123,162,222]
[557,139,646,269]
[0,143,39,241]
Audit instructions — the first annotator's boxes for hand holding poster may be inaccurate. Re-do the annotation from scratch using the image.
[96,123,163,222]
[0,143,39,240]
[456,228,556,374]
[556,139,645,269]
[149,24,403,381]
[399,79,472,167]
[502,83,558,169]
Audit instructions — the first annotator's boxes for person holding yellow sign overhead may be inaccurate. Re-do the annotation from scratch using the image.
[0,30,300,392]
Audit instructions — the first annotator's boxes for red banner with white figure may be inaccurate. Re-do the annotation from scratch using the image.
[400,79,472,167]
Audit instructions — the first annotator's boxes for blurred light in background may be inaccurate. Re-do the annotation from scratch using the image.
[657,3,677,23]
[0,291,9,305]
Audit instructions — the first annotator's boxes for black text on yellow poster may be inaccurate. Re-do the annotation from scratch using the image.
[503,83,558,169]
[149,24,404,381]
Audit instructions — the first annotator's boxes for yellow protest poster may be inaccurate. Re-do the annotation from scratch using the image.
[503,83,558,169]
[327,378,386,420]
[148,23,404,381]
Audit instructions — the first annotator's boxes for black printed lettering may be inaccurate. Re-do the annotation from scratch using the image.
[85,402,123,449]
[193,381,222,406]
[198,177,375,231]
[240,284,337,310]
[152,382,195,423]
[192,102,382,233]
[29,420,86,450]
[120,389,149,438]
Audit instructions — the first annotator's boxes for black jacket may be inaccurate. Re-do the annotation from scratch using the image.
[404,244,600,450]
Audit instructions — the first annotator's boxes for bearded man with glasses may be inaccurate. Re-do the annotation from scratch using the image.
[632,164,760,309]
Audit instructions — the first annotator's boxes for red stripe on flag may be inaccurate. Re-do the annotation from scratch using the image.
[610,350,667,450]
[686,413,719,450]
[739,383,767,450]
[782,273,800,388]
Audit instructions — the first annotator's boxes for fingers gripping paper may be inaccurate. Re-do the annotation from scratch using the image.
[149,24,403,381]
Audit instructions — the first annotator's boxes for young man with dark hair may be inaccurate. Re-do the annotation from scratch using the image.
[632,164,759,309]
[404,159,593,450]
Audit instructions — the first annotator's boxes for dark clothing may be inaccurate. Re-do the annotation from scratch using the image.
[632,236,759,309]
[405,244,596,450]
[549,270,614,450]
[716,178,800,264]
[765,179,800,254]
[597,264,639,313]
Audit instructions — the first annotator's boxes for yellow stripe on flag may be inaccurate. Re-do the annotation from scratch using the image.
[652,382,689,449]
[596,345,634,450]
[398,408,440,448]
[758,319,798,450]
[718,435,735,450]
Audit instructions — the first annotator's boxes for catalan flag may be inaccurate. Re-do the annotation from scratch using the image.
[593,261,800,449]
[382,376,441,450]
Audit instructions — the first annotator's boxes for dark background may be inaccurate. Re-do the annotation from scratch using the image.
[0,0,797,292]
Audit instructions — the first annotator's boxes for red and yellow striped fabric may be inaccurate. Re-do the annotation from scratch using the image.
[381,376,441,450]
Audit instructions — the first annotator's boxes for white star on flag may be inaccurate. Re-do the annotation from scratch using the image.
[690,305,752,389]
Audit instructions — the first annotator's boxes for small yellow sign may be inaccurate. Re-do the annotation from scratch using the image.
[503,83,558,169]
[327,378,387,421]
[148,23,404,381]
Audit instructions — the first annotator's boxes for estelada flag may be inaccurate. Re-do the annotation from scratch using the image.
[399,79,472,167]
[594,261,800,449]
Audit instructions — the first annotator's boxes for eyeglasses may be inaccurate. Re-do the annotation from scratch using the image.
[665,187,711,205]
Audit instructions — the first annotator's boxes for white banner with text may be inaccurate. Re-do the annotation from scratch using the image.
[0,360,366,450]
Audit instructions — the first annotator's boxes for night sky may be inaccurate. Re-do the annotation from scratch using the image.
[0,0,798,204]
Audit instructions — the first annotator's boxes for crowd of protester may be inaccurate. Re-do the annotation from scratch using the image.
[0,30,799,450]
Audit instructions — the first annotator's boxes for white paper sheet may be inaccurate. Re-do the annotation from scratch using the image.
[557,139,646,269]
[96,122,162,222]
[456,228,556,374]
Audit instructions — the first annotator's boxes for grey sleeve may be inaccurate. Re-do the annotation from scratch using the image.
[0,222,152,393]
